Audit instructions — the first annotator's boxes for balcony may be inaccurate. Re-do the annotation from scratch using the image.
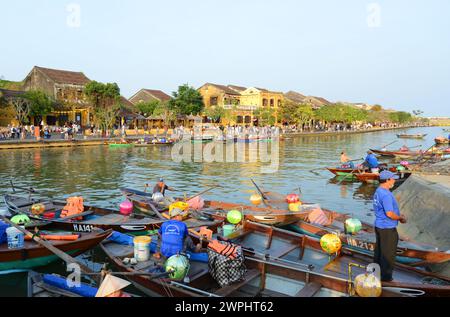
[223,104,258,111]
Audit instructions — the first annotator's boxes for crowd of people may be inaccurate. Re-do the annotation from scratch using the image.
[0,122,82,141]
[281,122,426,134]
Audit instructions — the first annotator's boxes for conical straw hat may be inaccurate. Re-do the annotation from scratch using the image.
[95,274,131,297]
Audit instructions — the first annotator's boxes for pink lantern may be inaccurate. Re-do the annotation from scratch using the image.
[119,200,133,216]
[400,161,409,166]
[286,194,300,204]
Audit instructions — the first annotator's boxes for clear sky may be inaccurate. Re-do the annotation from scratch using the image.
[1,0,449,116]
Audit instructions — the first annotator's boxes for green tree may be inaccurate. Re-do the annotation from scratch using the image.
[85,81,121,135]
[371,104,383,112]
[254,107,276,126]
[295,104,315,126]
[169,84,204,116]
[23,90,54,118]
[205,106,225,123]
[153,101,176,124]
[136,100,160,117]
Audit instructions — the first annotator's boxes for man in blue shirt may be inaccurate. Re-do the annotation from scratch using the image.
[364,150,379,170]
[156,215,201,259]
[373,171,407,282]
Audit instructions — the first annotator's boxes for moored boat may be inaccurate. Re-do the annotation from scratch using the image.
[435,137,450,145]
[4,194,164,233]
[0,229,111,271]
[397,134,427,139]
[101,221,450,297]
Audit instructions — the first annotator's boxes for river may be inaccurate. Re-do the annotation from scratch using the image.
[0,125,448,296]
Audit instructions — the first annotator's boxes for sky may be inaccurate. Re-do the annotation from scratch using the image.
[1,0,449,116]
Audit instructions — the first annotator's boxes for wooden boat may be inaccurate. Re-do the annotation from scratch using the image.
[326,164,395,176]
[397,134,427,139]
[100,221,450,297]
[284,208,450,267]
[4,194,164,233]
[354,171,412,184]
[435,137,450,145]
[370,148,432,159]
[108,142,133,148]
[120,187,309,226]
[0,229,111,271]
[134,141,174,146]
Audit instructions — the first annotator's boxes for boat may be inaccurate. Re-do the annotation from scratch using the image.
[0,229,111,271]
[442,128,450,133]
[120,187,310,226]
[435,137,450,145]
[134,140,175,146]
[354,171,412,184]
[100,221,450,297]
[284,208,450,267]
[4,194,165,233]
[396,134,427,139]
[107,142,134,148]
[326,164,396,176]
[370,148,433,159]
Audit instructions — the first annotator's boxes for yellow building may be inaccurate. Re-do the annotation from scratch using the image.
[198,83,284,125]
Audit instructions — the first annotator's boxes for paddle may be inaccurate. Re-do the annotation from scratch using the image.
[378,140,397,150]
[0,215,97,277]
[337,167,360,185]
[185,186,218,201]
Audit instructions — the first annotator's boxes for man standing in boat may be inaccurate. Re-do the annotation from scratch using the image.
[362,150,379,172]
[373,170,407,282]
[151,178,176,197]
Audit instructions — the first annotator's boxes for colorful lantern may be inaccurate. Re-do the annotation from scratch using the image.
[11,214,31,226]
[320,233,342,254]
[286,194,300,204]
[354,272,382,297]
[288,202,302,212]
[119,200,133,216]
[345,218,362,234]
[31,203,46,215]
[164,254,190,280]
[249,194,262,206]
[227,210,243,225]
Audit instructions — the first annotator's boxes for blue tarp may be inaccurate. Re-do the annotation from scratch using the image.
[0,221,10,244]
[42,274,98,297]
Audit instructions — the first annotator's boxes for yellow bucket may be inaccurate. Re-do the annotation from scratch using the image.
[133,236,152,262]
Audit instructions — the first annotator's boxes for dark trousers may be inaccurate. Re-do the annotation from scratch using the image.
[374,227,399,281]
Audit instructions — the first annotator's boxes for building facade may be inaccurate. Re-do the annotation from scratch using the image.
[22,66,91,126]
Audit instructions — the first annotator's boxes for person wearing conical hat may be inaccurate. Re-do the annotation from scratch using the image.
[95,274,131,297]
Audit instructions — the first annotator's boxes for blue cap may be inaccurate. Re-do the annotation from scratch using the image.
[159,177,164,182]
[379,170,399,180]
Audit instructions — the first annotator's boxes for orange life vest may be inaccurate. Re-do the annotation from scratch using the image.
[60,197,84,220]
[208,240,238,260]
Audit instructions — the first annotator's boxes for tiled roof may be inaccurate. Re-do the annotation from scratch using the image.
[203,83,241,95]
[284,91,306,103]
[143,89,172,101]
[227,85,247,92]
[34,66,90,85]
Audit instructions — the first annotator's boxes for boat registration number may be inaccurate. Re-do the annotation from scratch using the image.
[347,236,375,252]
[72,224,94,232]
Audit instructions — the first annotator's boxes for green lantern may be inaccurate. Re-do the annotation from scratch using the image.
[164,254,190,280]
[11,214,31,226]
[345,218,362,234]
[227,210,242,225]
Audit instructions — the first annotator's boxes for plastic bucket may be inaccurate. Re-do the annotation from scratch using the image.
[223,224,235,237]
[6,227,24,249]
[134,236,152,262]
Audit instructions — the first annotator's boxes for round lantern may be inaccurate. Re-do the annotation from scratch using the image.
[227,210,243,225]
[288,202,302,212]
[286,194,300,204]
[354,273,382,297]
[11,214,31,226]
[320,233,342,254]
[119,200,133,216]
[400,161,409,166]
[164,254,190,280]
[31,203,46,215]
[345,218,362,234]
[249,194,262,206]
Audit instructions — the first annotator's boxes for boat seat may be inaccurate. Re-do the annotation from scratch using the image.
[215,269,261,297]
[294,282,323,297]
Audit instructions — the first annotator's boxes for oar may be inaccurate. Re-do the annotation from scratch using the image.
[0,215,97,278]
[185,186,218,201]
[337,167,360,185]
[376,140,398,150]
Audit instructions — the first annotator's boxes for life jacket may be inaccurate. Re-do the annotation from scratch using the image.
[60,197,84,220]
[207,240,238,260]
[160,220,187,258]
